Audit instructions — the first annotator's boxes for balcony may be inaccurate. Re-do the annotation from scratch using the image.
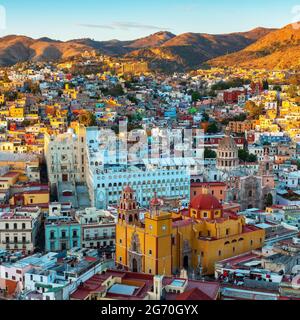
[2,240,31,244]
[84,235,113,241]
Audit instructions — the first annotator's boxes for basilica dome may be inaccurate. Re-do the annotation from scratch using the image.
[190,194,222,211]
[216,127,239,171]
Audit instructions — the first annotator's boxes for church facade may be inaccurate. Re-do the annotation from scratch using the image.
[214,128,276,210]
[116,186,265,276]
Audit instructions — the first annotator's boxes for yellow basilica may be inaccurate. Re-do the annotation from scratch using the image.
[115,186,265,276]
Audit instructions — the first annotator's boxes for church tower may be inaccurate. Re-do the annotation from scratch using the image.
[116,186,140,270]
[257,151,275,197]
[144,195,173,276]
[118,186,139,225]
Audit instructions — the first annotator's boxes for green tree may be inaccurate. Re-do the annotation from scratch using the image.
[206,122,219,134]
[265,193,273,208]
[201,113,209,122]
[238,149,249,162]
[238,149,257,163]
[204,148,217,159]
[262,80,269,90]
[191,91,201,103]
[248,154,258,163]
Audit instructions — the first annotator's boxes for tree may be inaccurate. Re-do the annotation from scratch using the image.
[238,149,249,162]
[244,101,264,119]
[191,91,201,103]
[201,113,209,122]
[265,193,273,208]
[262,80,269,90]
[238,149,257,163]
[79,112,97,127]
[206,122,219,134]
[248,154,258,163]
[204,148,217,159]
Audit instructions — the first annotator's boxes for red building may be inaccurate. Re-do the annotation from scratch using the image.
[223,89,246,104]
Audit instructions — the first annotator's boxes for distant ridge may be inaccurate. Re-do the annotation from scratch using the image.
[208,23,300,69]
[0,27,277,70]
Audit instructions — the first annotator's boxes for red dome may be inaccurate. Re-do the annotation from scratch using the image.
[190,194,222,211]
[123,185,134,193]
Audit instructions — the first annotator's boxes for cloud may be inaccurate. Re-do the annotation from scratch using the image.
[77,24,115,30]
[78,21,170,31]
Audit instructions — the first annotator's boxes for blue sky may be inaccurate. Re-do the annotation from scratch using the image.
[1,0,299,41]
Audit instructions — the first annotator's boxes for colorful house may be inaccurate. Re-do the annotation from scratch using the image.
[45,216,81,252]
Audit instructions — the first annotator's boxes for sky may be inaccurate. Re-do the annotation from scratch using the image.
[0,0,300,41]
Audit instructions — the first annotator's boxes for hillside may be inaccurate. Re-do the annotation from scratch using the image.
[208,24,300,69]
[0,27,276,70]
[0,35,93,66]
[125,28,276,71]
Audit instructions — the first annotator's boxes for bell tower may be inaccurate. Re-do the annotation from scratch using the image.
[118,186,139,225]
[116,186,140,270]
[144,195,172,276]
[258,151,273,176]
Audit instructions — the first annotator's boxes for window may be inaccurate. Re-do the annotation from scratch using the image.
[149,250,152,256]
[226,228,230,236]
[219,250,222,256]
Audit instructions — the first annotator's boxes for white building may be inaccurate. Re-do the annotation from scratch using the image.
[0,207,42,254]
[85,127,191,209]
[0,252,58,293]
[75,207,116,249]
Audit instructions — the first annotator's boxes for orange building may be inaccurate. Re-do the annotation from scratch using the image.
[191,182,227,204]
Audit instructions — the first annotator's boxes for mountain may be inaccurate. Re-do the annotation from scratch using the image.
[125,28,276,71]
[208,24,300,69]
[0,28,276,70]
[0,35,93,66]
[126,31,176,48]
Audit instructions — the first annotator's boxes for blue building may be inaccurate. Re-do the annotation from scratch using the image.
[259,134,291,145]
[45,216,81,252]
[164,107,177,119]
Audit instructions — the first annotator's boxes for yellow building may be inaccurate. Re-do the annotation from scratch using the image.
[116,187,265,276]
[9,105,24,118]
